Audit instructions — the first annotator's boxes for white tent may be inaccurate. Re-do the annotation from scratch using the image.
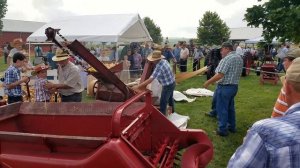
[27,13,152,43]
[245,37,278,44]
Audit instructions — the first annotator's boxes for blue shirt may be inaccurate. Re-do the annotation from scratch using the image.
[4,65,22,96]
[46,52,57,69]
[162,49,175,62]
[141,47,153,59]
[173,47,181,62]
[228,102,300,168]
[151,59,175,86]
[215,51,243,85]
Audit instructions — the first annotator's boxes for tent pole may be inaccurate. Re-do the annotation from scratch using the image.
[28,42,32,64]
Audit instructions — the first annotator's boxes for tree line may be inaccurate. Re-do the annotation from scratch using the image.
[1,0,299,45]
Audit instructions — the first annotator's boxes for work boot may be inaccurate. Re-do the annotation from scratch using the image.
[205,112,217,118]
[228,128,236,133]
[216,130,228,137]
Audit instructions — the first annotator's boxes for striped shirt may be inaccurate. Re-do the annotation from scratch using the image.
[228,102,300,168]
[34,78,51,102]
[215,51,243,85]
[271,88,288,117]
[4,65,22,96]
[151,59,175,86]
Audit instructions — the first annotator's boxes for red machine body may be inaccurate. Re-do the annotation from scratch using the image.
[260,61,279,85]
[0,91,213,168]
[0,27,213,167]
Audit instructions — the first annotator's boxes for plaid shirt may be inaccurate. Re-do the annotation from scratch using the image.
[34,78,51,102]
[215,51,243,85]
[141,47,153,58]
[228,102,300,168]
[151,59,175,86]
[4,65,22,96]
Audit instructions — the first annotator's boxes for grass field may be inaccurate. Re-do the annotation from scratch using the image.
[175,59,281,167]
[0,55,282,167]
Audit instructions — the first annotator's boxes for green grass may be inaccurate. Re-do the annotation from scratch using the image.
[0,56,281,167]
[0,56,9,73]
[174,59,281,167]
[81,58,281,167]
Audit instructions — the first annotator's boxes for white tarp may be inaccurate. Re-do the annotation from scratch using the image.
[27,13,152,43]
[173,90,196,102]
[168,112,190,129]
[184,88,214,97]
[245,37,278,44]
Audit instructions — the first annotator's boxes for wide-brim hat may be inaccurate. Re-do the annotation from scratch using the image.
[12,38,23,47]
[285,48,300,59]
[286,57,300,83]
[153,44,162,50]
[31,64,49,76]
[147,50,165,62]
[164,44,172,49]
[52,48,70,62]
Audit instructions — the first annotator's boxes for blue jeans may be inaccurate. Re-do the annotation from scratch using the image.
[277,58,284,72]
[160,82,175,115]
[209,91,217,116]
[216,84,238,134]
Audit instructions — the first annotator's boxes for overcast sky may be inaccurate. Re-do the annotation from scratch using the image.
[4,0,265,38]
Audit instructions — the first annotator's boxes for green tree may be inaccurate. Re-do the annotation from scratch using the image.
[143,17,163,44]
[197,11,230,46]
[244,0,300,43]
[0,0,7,32]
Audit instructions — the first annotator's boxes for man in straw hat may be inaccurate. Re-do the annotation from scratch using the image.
[162,44,176,63]
[271,48,300,117]
[133,50,176,116]
[45,48,83,102]
[228,57,300,167]
[7,38,23,65]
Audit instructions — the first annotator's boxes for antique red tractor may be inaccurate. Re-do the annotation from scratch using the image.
[0,27,214,167]
[259,56,279,85]
[0,91,213,168]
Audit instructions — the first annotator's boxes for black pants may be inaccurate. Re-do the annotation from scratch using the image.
[61,92,82,102]
[180,59,187,72]
[4,53,8,64]
[8,96,23,104]
[193,59,200,71]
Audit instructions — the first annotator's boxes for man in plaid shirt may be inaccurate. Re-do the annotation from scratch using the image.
[228,57,300,167]
[133,50,175,116]
[203,42,243,136]
[4,53,29,104]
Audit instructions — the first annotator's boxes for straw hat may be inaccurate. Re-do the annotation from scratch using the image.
[286,57,300,83]
[31,64,49,76]
[164,44,172,49]
[12,38,23,47]
[52,48,70,62]
[153,44,162,50]
[147,50,165,62]
[285,48,300,59]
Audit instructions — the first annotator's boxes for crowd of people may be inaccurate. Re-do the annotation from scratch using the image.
[228,49,300,167]
[2,39,83,104]
[2,37,300,167]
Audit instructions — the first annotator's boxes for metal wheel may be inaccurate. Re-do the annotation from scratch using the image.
[93,81,102,96]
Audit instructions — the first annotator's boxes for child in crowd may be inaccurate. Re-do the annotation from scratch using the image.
[32,64,51,102]
[98,50,109,61]
[120,55,131,84]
